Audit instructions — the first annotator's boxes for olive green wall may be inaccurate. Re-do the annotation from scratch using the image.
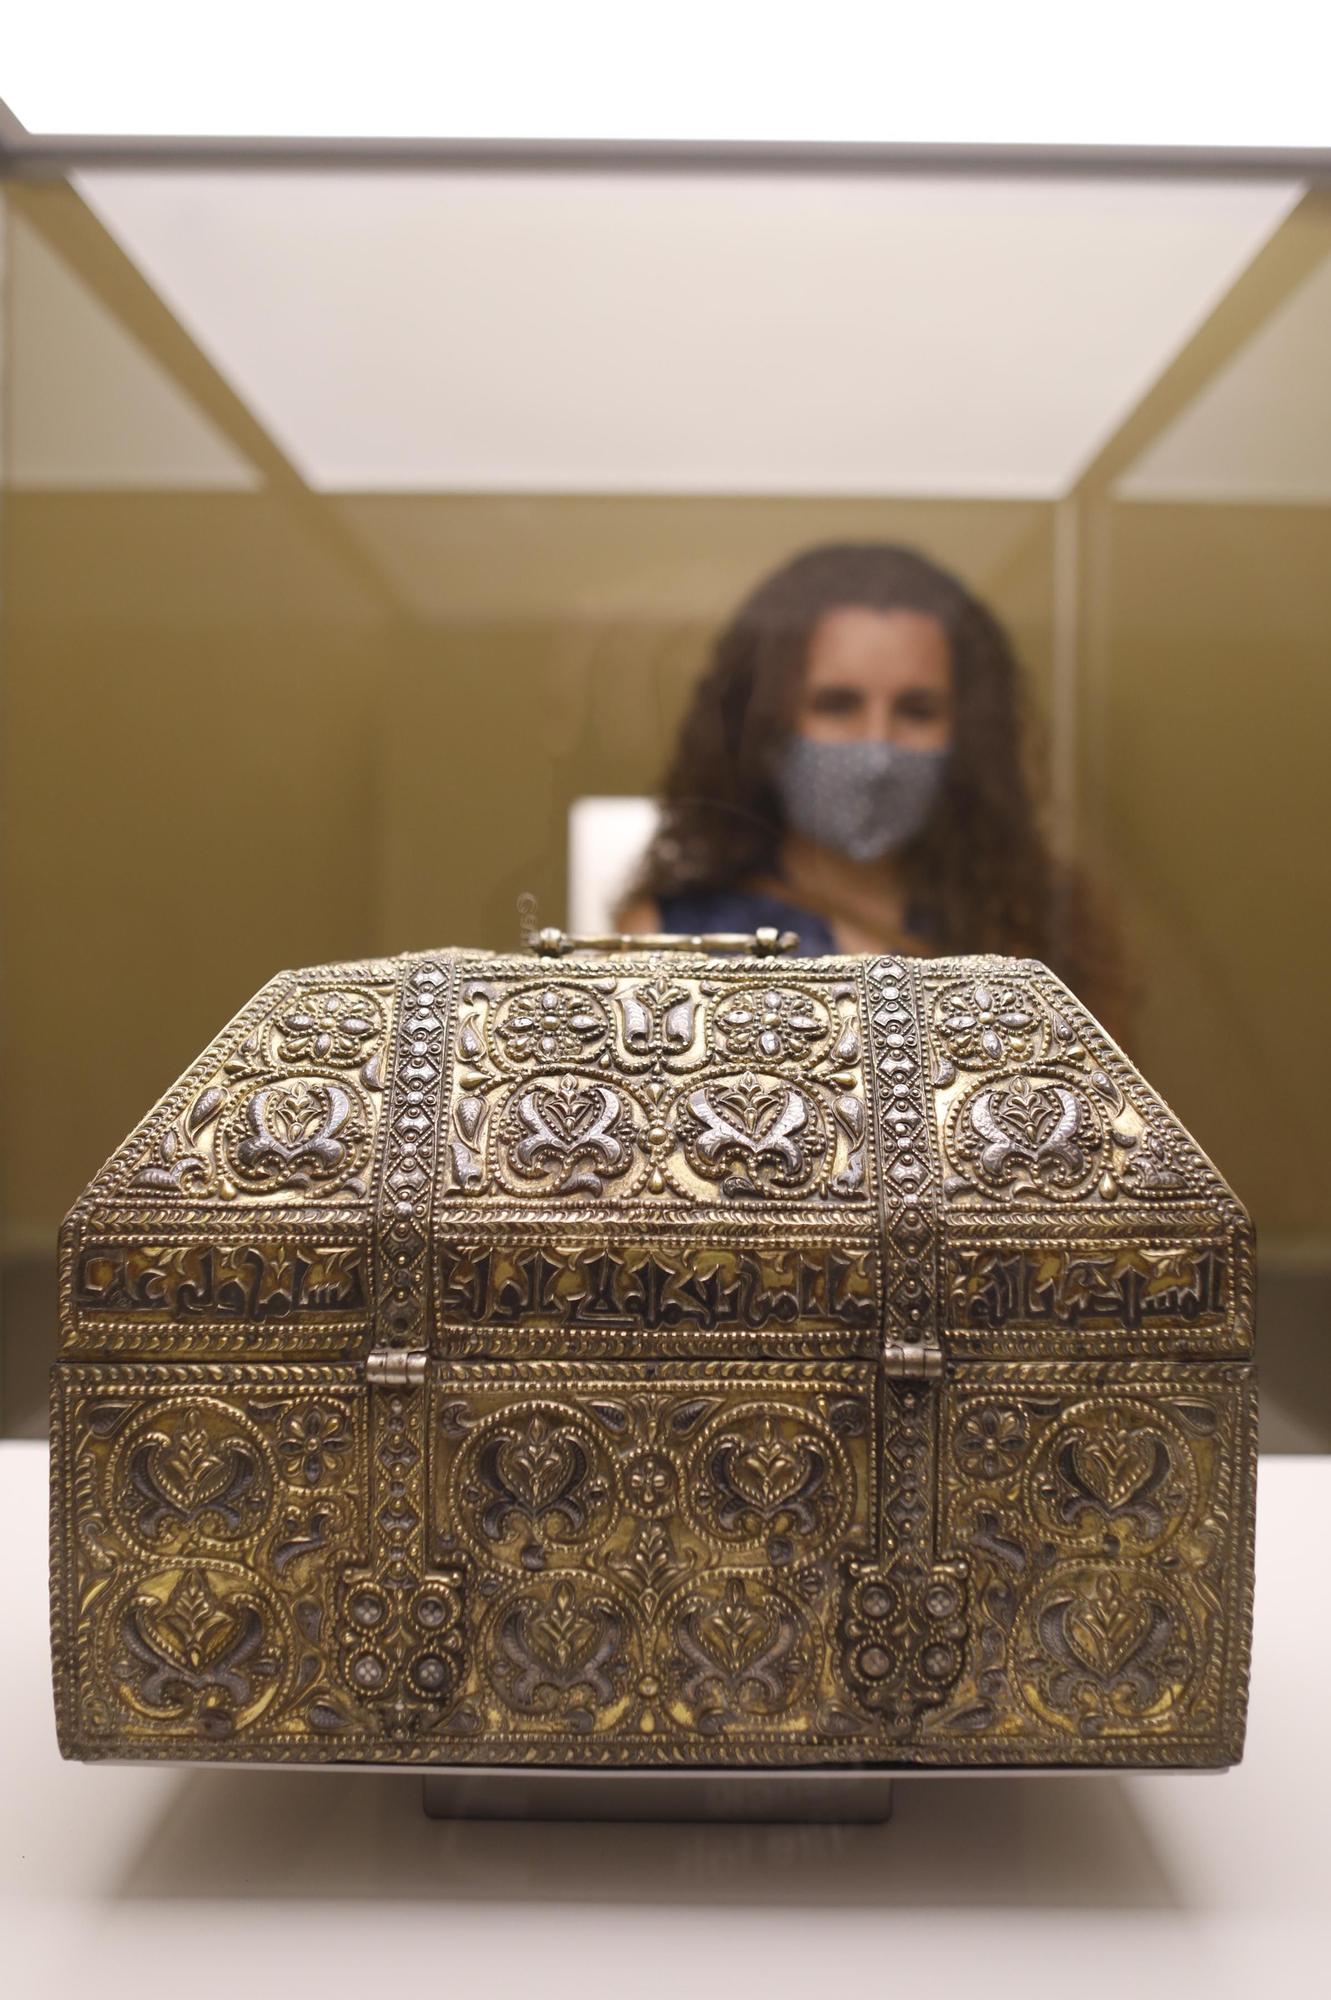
[0,491,1055,1242]
[1086,499,1331,1243]
[0,492,388,1239]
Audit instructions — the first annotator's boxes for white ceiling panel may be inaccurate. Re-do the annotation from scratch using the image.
[74,170,1299,498]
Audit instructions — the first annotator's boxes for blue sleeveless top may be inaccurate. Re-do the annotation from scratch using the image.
[657,888,934,958]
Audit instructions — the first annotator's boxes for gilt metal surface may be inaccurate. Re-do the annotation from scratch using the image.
[50,950,1255,1769]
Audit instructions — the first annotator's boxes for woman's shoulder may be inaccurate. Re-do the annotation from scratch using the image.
[655,886,836,955]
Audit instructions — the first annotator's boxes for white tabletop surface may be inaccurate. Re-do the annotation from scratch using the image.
[4,1442,1327,1997]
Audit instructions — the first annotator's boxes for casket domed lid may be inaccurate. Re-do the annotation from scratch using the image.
[59,949,1252,1368]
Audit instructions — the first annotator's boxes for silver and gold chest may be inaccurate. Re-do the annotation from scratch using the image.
[50,940,1255,1777]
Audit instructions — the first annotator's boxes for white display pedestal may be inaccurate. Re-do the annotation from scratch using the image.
[7,1446,1326,1996]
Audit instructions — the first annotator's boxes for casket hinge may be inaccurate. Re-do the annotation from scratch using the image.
[883,1340,946,1382]
[365,1347,428,1388]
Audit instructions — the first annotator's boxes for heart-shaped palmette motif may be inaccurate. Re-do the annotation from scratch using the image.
[532,1079,604,1144]
[152,1412,232,1514]
[694,1577,776,1672]
[493,1414,584,1518]
[502,1074,636,1194]
[731,1418,807,1508]
[526,1581,605,1671]
[1062,1575,1157,1681]
[121,1409,267,1544]
[1069,1429,1161,1512]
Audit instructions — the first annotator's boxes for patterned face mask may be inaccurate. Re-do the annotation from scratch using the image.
[774,735,950,862]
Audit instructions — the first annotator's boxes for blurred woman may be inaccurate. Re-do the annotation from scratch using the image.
[620,541,1127,1034]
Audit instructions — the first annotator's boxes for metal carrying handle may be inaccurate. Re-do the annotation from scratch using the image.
[531,925,799,957]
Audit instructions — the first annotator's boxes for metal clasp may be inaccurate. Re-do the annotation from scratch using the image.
[365,1347,427,1388]
[532,925,799,958]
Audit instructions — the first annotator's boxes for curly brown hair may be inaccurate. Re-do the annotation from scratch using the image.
[626,541,1128,1033]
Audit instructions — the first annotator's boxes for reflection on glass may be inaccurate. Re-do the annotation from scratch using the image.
[619,542,1126,1036]
[1,169,1328,1446]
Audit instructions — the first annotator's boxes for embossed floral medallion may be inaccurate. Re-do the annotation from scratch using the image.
[657,1574,818,1734]
[945,1070,1108,1200]
[676,1071,827,1198]
[106,1402,274,1553]
[1013,1564,1199,1737]
[222,1075,371,1194]
[685,1403,853,1563]
[98,1563,292,1738]
[496,1073,642,1196]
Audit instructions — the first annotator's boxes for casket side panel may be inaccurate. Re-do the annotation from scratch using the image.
[920,958,1253,1362]
[919,1359,1257,1766]
[58,958,401,1362]
[915,959,1257,1767]
[52,1356,1256,1767]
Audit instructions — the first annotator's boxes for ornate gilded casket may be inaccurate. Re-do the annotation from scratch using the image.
[51,939,1255,1776]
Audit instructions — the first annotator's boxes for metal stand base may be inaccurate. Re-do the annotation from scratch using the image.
[421,1767,894,1823]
